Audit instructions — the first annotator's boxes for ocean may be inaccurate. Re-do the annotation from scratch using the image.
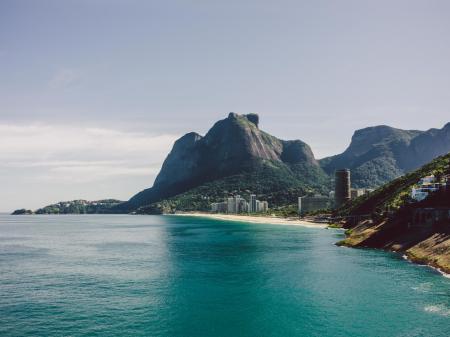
[0,214,449,336]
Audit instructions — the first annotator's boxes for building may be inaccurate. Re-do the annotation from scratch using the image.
[412,207,450,227]
[211,202,227,213]
[411,175,441,201]
[227,197,236,213]
[298,195,330,215]
[351,189,364,199]
[250,194,257,213]
[211,194,268,214]
[260,201,268,213]
[335,169,351,208]
[350,188,373,200]
[234,195,242,213]
[240,199,249,213]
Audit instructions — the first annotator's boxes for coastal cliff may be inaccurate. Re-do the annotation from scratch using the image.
[337,153,450,274]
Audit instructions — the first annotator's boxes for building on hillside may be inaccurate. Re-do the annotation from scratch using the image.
[298,195,330,215]
[335,169,351,208]
[411,175,442,201]
[440,175,450,192]
[411,207,450,227]
[350,188,373,199]
[420,175,436,184]
[350,189,365,199]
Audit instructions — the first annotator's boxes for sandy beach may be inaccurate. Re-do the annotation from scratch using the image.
[171,213,328,228]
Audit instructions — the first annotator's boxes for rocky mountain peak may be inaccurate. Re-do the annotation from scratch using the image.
[124,112,322,210]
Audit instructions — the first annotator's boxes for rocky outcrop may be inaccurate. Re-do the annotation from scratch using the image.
[123,113,326,210]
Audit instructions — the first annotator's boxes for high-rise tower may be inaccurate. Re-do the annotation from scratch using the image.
[335,169,351,208]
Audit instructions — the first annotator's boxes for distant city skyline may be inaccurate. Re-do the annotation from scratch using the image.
[1,0,450,211]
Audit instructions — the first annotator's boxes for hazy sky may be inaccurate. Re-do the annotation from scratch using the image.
[1,0,450,211]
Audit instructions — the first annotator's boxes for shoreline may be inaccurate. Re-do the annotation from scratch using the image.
[402,254,450,278]
[170,212,328,228]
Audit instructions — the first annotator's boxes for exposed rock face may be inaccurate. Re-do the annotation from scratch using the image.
[124,113,323,210]
[245,113,259,127]
[320,123,450,188]
[153,132,202,187]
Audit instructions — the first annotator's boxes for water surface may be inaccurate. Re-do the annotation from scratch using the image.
[0,214,449,336]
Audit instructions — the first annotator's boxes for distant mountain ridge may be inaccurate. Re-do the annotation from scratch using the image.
[320,123,450,188]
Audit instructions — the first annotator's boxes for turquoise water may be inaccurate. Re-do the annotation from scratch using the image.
[0,215,449,337]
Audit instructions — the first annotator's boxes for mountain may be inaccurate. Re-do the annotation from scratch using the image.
[337,152,450,273]
[320,123,450,188]
[121,113,330,212]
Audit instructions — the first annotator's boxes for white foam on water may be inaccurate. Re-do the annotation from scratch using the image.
[401,254,450,278]
[424,304,450,317]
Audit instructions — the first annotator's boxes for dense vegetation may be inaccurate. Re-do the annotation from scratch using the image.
[320,123,450,188]
[136,160,331,214]
[12,199,124,215]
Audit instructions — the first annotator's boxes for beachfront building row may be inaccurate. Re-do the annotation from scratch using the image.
[298,188,374,215]
[211,194,269,214]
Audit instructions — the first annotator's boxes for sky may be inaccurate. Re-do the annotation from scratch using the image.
[1,0,450,211]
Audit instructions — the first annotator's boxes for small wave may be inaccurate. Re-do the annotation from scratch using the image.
[411,282,432,292]
[424,304,450,317]
[435,268,450,279]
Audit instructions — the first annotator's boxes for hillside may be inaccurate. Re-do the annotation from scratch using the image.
[12,199,123,215]
[135,160,329,214]
[320,123,450,188]
[337,153,450,274]
[120,113,331,212]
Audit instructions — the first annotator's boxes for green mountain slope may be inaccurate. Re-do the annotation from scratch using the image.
[135,159,330,214]
[320,123,450,188]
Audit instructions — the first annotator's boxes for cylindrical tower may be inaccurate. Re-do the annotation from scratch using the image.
[335,169,351,208]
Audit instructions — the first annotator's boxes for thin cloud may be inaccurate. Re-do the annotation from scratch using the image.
[0,123,179,181]
[49,68,81,89]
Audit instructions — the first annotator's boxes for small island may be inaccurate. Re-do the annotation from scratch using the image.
[11,209,33,215]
